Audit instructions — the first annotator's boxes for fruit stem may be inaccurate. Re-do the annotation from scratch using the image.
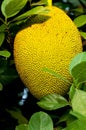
[47,0,52,6]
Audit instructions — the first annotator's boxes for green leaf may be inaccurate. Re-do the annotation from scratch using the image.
[0,24,6,46]
[1,0,28,18]
[28,111,53,130]
[12,6,49,22]
[0,68,18,85]
[0,33,5,46]
[70,110,86,122]
[58,112,76,126]
[68,0,81,7]
[0,58,18,85]
[74,15,86,27]
[6,108,28,124]
[69,84,76,100]
[42,68,71,84]
[0,24,6,32]
[0,50,11,58]
[80,31,86,39]
[15,124,28,130]
[73,7,84,13]
[63,119,86,130]
[71,89,86,118]
[69,52,86,72]
[0,82,3,91]
[37,93,69,110]
[31,0,47,6]
[69,52,86,84]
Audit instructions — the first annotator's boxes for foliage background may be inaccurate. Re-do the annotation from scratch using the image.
[0,0,86,130]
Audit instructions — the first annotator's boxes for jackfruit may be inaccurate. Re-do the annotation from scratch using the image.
[14,6,82,99]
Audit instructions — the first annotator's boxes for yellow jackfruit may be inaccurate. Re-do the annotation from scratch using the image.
[14,6,82,99]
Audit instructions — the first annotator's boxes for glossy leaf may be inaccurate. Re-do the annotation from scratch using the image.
[1,0,28,18]
[63,119,86,130]
[37,93,69,110]
[69,52,86,72]
[42,68,71,84]
[0,33,5,46]
[80,31,86,39]
[16,124,28,130]
[12,6,49,22]
[28,111,53,130]
[0,24,6,32]
[71,89,86,118]
[74,15,86,27]
[70,110,86,122]
[31,0,47,6]
[69,52,86,84]
[0,24,6,46]
[69,84,76,100]
[0,50,11,58]
[58,112,76,126]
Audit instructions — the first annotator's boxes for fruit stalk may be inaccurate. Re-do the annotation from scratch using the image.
[47,0,52,6]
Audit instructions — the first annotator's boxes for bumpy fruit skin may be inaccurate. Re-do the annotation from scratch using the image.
[14,6,82,99]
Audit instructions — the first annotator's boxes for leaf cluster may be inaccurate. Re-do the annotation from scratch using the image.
[0,0,86,130]
[16,52,86,130]
[0,0,49,91]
